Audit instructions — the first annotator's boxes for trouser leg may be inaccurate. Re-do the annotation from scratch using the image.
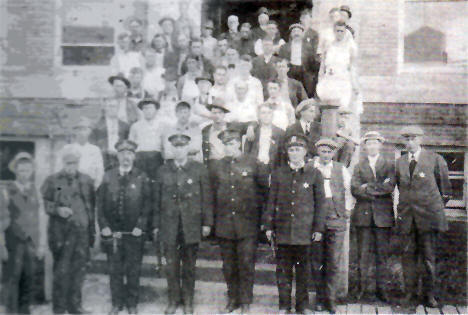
[401,226,419,297]
[52,232,76,313]
[294,246,310,311]
[417,230,437,298]
[374,227,391,294]
[276,245,294,310]
[310,238,325,303]
[164,242,182,304]
[125,236,144,308]
[356,227,372,293]
[68,230,89,311]
[106,239,125,308]
[181,243,199,306]
[324,229,346,304]
[237,237,257,305]
[5,238,25,313]
[219,239,240,303]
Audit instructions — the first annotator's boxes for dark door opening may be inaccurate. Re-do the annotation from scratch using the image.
[202,0,311,40]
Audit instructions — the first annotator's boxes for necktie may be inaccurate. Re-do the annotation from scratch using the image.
[305,123,310,136]
[409,154,417,177]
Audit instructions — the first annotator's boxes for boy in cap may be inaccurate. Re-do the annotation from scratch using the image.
[97,140,152,315]
[210,126,262,313]
[153,134,214,314]
[395,126,451,308]
[4,152,46,314]
[58,117,104,189]
[351,131,395,302]
[41,146,96,314]
[309,138,354,313]
[106,74,140,124]
[263,134,326,314]
[126,17,145,52]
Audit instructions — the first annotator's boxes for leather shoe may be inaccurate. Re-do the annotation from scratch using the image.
[240,304,250,314]
[183,304,194,314]
[165,303,178,315]
[69,306,92,314]
[425,295,438,308]
[127,306,138,314]
[222,300,239,313]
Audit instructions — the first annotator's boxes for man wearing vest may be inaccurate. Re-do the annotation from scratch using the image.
[396,126,451,308]
[41,146,96,314]
[4,152,46,314]
[263,134,326,314]
[309,138,354,313]
[97,140,152,315]
[351,131,395,302]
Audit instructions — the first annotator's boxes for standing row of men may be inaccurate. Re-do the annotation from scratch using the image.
[1,100,451,314]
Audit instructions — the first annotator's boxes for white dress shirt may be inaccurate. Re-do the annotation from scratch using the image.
[257,126,272,164]
[105,117,120,153]
[367,153,380,178]
[290,40,302,66]
[408,148,421,162]
[128,118,163,152]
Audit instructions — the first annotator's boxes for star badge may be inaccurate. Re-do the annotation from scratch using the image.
[418,172,425,178]
[187,178,193,184]
[303,182,309,188]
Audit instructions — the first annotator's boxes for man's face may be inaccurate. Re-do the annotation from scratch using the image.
[318,146,335,163]
[211,108,225,123]
[234,83,248,99]
[213,69,227,85]
[224,139,241,157]
[300,13,311,26]
[263,40,274,55]
[228,19,239,31]
[129,21,142,35]
[73,126,91,143]
[288,146,307,164]
[217,40,228,54]
[403,135,421,153]
[365,139,382,157]
[340,11,350,22]
[337,113,350,129]
[267,82,280,97]
[177,35,189,49]
[186,58,199,73]
[176,107,191,125]
[144,50,157,67]
[152,36,166,50]
[240,25,251,38]
[226,49,239,64]
[117,150,135,169]
[161,21,174,34]
[291,27,304,39]
[113,80,128,97]
[275,60,289,76]
[197,80,212,94]
[330,10,342,24]
[15,162,34,183]
[142,105,157,120]
[203,26,213,37]
[238,60,252,75]
[334,25,346,41]
[258,106,273,125]
[129,71,143,87]
[266,24,277,37]
[173,144,189,160]
[191,42,202,56]
[63,158,79,174]
[300,107,316,123]
[118,36,130,51]
[258,13,269,25]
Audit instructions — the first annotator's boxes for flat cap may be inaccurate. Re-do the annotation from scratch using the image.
[218,126,242,144]
[61,144,82,162]
[289,23,305,32]
[257,7,269,16]
[400,126,424,137]
[108,75,130,88]
[73,116,92,129]
[168,134,191,147]
[8,152,34,173]
[137,98,160,110]
[115,139,138,153]
[158,16,175,26]
[296,98,319,114]
[340,5,352,18]
[206,98,230,113]
[285,134,308,149]
[315,138,339,149]
[195,74,214,86]
[361,131,385,143]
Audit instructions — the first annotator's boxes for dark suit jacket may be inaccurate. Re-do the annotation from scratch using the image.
[396,149,451,233]
[283,120,321,163]
[90,117,130,170]
[97,167,151,233]
[154,160,214,245]
[263,165,326,245]
[180,55,214,76]
[303,28,319,56]
[278,41,319,73]
[351,155,396,227]
[244,124,284,169]
[251,55,280,96]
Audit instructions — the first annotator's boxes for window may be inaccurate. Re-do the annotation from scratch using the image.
[438,151,465,209]
[0,141,35,181]
[399,0,467,73]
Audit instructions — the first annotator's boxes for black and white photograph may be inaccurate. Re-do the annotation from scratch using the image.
[0,0,466,314]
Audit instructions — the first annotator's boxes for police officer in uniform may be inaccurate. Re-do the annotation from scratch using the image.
[41,146,95,314]
[97,140,152,315]
[154,134,214,315]
[263,134,326,314]
[210,127,261,313]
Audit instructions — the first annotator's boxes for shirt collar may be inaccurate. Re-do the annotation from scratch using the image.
[314,159,333,169]
[409,148,421,162]
[368,153,380,164]
[14,181,31,193]
[289,160,305,171]
[119,166,132,176]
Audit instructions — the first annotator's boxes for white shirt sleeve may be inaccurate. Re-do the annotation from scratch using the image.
[93,146,105,189]
[342,166,355,211]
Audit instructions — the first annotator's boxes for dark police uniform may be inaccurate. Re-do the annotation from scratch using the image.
[96,140,152,312]
[263,134,327,313]
[154,134,214,314]
[210,128,261,311]
[41,167,95,314]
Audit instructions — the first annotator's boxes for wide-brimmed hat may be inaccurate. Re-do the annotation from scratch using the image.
[8,152,34,173]
[108,75,130,88]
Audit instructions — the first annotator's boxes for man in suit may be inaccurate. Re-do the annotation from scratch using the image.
[272,57,308,108]
[41,146,95,314]
[106,75,140,124]
[97,140,152,315]
[90,99,130,170]
[351,131,395,302]
[154,134,213,314]
[395,126,451,308]
[219,15,241,50]
[180,38,215,76]
[283,99,321,164]
[252,37,279,96]
[244,103,284,212]
[263,134,326,314]
[334,108,359,168]
[300,8,320,54]
[278,24,320,97]
[210,127,261,313]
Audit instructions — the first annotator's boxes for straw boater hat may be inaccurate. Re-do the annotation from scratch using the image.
[315,138,339,150]
[361,131,385,144]
[400,126,424,137]
[8,152,34,173]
